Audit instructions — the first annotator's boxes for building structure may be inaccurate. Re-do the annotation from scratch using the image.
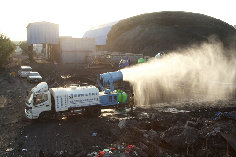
[60,37,96,63]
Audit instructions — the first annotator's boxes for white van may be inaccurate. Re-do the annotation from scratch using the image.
[18,66,32,78]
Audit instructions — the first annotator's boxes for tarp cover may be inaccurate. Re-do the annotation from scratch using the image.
[27,22,59,45]
[83,21,117,45]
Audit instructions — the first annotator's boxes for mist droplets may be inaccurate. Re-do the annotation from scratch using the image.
[121,41,236,106]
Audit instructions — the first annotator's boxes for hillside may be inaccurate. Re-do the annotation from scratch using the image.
[106,11,236,56]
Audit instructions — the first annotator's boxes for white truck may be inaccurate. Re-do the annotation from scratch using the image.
[27,72,42,83]
[25,70,128,119]
[18,66,32,78]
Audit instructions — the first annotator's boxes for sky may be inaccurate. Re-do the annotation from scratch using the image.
[0,0,236,41]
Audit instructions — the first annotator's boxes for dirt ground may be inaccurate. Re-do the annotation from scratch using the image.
[0,56,235,157]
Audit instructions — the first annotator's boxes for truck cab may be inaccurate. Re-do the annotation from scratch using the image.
[25,82,51,119]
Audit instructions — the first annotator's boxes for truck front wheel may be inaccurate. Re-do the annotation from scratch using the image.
[39,111,54,120]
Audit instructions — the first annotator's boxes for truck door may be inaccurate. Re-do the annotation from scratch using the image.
[33,92,51,110]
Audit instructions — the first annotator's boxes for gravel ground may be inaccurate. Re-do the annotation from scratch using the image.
[0,57,235,157]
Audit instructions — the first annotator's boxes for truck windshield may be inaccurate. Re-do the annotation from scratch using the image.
[22,69,32,71]
[27,92,33,104]
[29,73,40,76]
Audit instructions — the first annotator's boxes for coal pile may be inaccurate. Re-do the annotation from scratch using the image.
[107,11,236,56]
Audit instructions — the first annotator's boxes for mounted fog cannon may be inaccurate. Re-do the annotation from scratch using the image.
[98,70,123,93]
[97,70,127,106]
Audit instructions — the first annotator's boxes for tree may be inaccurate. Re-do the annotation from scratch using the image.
[19,41,34,62]
[19,41,28,54]
[0,34,16,67]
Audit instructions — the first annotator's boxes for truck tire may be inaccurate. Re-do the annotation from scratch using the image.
[39,111,53,120]
[83,108,91,117]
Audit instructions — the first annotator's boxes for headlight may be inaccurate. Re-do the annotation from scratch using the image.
[25,106,32,110]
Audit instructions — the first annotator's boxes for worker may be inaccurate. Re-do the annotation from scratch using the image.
[11,71,15,77]
[7,72,11,82]
[129,93,135,115]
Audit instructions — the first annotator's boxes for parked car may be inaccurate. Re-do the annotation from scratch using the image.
[18,66,32,78]
[27,72,42,83]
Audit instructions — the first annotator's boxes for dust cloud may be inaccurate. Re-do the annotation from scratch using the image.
[121,41,236,106]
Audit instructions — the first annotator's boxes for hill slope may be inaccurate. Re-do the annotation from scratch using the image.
[106,11,236,56]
